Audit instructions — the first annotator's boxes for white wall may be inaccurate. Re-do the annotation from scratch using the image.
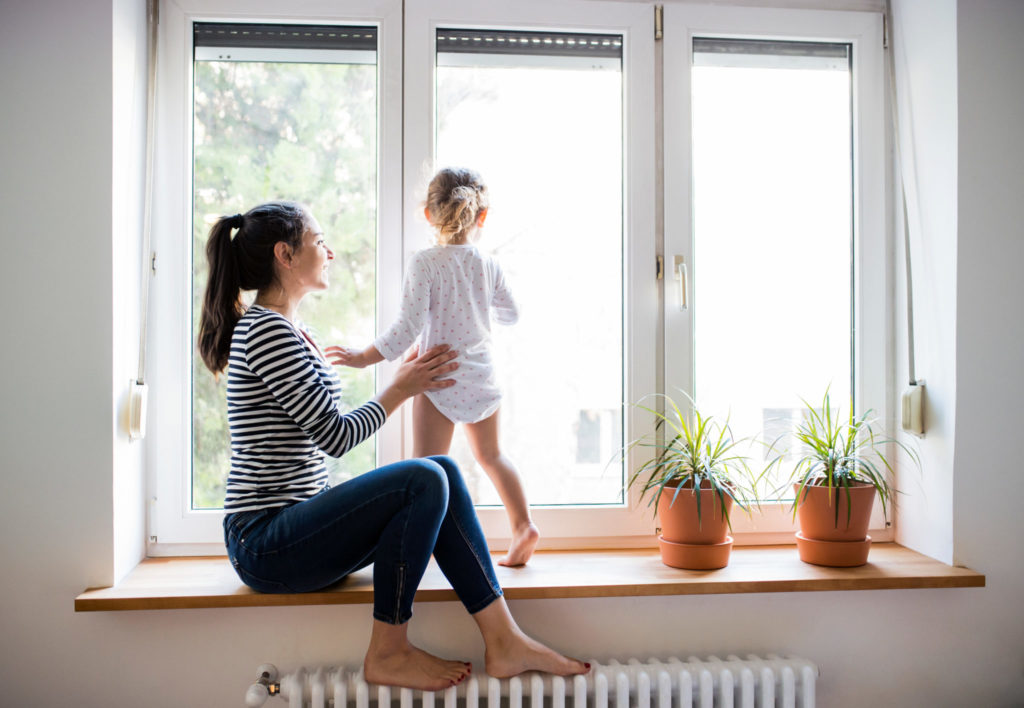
[0,0,1021,706]
[890,0,958,563]
[112,0,149,582]
[952,0,1024,685]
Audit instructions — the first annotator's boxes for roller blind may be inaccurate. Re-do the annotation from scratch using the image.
[194,22,377,63]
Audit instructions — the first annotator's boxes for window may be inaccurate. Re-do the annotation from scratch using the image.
[663,6,887,539]
[150,0,886,552]
[403,0,655,543]
[190,22,379,509]
[433,27,626,506]
[690,37,854,495]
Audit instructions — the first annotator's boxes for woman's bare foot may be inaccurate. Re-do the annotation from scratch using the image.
[364,619,470,690]
[498,522,540,567]
[364,645,470,690]
[483,626,589,679]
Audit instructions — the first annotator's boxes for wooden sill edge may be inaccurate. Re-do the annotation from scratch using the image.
[75,543,984,612]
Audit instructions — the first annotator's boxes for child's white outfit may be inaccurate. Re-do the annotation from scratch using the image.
[373,244,518,424]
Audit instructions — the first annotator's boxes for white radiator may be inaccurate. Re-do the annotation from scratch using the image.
[246,655,818,708]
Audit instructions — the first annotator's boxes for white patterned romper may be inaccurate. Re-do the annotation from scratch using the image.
[373,244,519,423]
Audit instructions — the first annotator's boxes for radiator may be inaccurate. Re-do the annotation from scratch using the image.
[246,655,818,708]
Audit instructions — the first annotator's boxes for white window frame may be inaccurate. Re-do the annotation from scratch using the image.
[663,5,890,544]
[148,0,404,554]
[403,0,658,547]
[146,0,891,554]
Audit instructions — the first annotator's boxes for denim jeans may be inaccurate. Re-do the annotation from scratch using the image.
[223,455,502,624]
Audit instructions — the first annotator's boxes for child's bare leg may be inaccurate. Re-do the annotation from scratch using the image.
[413,394,456,457]
[363,619,471,690]
[471,597,589,678]
[464,409,539,567]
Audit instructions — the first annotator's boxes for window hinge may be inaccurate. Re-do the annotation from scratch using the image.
[655,5,664,41]
[882,12,889,49]
[656,254,664,280]
[150,251,157,274]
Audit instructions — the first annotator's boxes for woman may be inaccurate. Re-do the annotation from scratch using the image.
[197,201,588,691]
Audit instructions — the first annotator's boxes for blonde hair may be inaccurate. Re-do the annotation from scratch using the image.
[425,167,489,245]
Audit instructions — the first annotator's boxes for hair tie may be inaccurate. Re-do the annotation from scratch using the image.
[228,213,244,230]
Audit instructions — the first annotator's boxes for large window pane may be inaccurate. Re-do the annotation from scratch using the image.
[691,38,853,492]
[191,25,378,509]
[434,29,624,506]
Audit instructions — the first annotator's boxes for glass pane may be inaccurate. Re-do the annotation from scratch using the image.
[435,34,624,506]
[691,41,853,494]
[191,53,377,510]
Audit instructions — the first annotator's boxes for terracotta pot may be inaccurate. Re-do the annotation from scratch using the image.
[794,481,876,541]
[656,483,734,569]
[793,481,876,567]
[657,484,733,545]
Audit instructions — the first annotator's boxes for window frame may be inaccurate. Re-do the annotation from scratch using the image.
[662,5,890,543]
[148,0,404,553]
[147,0,891,554]
[404,0,658,546]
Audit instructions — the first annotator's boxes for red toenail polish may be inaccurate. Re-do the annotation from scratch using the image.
[585,663,591,669]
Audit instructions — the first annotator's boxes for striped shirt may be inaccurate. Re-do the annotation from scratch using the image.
[224,305,386,512]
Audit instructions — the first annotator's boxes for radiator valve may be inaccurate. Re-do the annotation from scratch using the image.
[245,664,281,707]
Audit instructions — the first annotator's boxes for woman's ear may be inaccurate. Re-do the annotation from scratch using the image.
[273,240,294,268]
[476,208,488,228]
[423,206,434,225]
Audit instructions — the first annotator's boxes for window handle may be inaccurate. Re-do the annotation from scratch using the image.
[674,255,688,310]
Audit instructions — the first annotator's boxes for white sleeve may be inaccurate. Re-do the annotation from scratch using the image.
[491,259,519,326]
[373,252,433,360]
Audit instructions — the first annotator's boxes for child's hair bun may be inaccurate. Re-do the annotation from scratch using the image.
[426,167,489,245]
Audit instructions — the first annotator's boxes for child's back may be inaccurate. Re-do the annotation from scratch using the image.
[374,243,517,424]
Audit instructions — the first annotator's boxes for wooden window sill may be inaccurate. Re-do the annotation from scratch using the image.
[74,543,984,612]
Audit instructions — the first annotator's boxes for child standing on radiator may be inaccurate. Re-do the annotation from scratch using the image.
[328,167,538,566]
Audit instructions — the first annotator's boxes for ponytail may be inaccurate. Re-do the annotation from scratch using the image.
[197,201,308,374]
[198,215,244,374]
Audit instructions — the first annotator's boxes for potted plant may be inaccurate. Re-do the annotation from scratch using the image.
[628,394,758,570]
[781,389,918,567]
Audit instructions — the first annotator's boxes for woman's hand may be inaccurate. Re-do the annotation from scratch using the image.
[374,345,459,416]
[325,344,384,369]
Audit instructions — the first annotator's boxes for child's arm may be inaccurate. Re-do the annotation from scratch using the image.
[325,344,385,369]
[491,261,519,325]
[372,252,433,360]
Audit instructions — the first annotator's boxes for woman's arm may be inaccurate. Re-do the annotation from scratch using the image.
[245,315,388,457]
[370,344,459,417]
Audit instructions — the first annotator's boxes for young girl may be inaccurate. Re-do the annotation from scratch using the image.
[331,167,539,566]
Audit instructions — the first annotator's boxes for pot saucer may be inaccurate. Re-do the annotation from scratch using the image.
[658,535,733,570]
[795,531,871,567]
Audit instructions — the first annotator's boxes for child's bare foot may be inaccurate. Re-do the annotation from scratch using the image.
[483,627,589,678]
[499,522,540,567]
[364,645,470,691]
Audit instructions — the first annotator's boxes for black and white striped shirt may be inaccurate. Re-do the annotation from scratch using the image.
[224,305,386,512]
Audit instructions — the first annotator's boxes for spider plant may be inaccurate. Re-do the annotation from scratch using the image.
[783,389,919,526]
[627,393,758,530]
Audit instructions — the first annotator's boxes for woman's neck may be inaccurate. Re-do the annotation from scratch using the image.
[254,288,301,322]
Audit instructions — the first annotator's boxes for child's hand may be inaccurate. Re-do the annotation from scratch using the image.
[325,345,368,369]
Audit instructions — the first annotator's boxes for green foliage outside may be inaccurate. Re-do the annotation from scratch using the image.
[191,59,378,509]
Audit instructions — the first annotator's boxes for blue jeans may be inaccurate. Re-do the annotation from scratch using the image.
[223,455,503,624]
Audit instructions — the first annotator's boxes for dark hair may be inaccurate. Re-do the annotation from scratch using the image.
[197,201,308,374]
[425,167,489,245]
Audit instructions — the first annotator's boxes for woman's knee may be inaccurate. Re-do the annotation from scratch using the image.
[426,455,472,496]
[406,457,450,502]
